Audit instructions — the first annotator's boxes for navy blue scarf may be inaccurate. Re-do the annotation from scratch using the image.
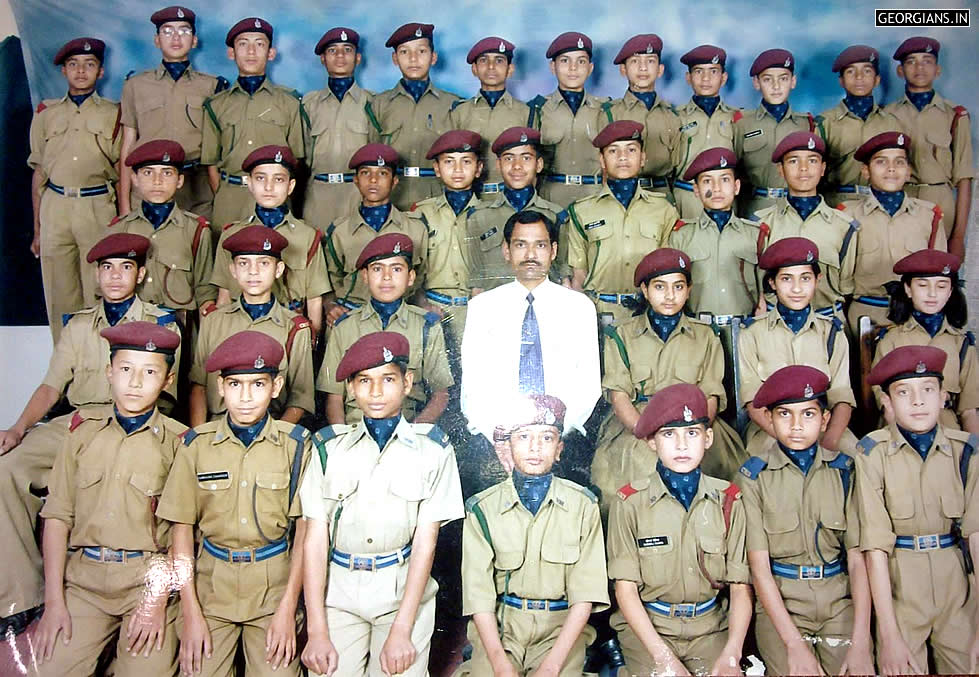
[648,310,681,342]
[705,208,732,231]
[513,469,553,515]
[401,78,429,103]
[445,189,473,216]
[559,89,584,115]
[360,203,392,231]
[657,461,701,511]
[237,75,266,96]
[69,91,94,107]
[480,88,505,108]
[142,200,175,229]
[872,188,905,217]
[242,298,274,321]
[777,301,811,334]
[843,94,874,120]
[256,205,288,228]
[762,100,789,123]
[912,309,945,337]
[907,89,935,112]
[504,186,535,212]
[693,95,720,118]
[778,441,818,475]
[607,178,638,208]
[631,90,656,110]
[162,60,189,81]
[104,296,136,327]
[370,298,402,329]
[115,407,154,435]
[229,414,268,448]
[898,425,937,462]
[328,76,354,101]
[787,195,821,222]
[365,415,400,451]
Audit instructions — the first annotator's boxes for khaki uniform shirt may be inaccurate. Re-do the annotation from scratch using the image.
[671,99,738,180]
[449,91,531,187]
[606,91,679,183]
[885,92,974,186]
[818,101,904,194]
[42,406,184,552]
[191,300,314,417]
[462,476,610,616]
[413,192,480,296]
[28,92,120,187]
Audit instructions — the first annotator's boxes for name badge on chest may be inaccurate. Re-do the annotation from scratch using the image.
[637,536,670,548]
[585,219,606,231]
[197,471,230,482]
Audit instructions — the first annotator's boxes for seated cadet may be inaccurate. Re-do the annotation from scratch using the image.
[34,322,184,676]
[734,49,819,217]
[201,17,305,235]
[845,132,947,333]
[109,138,217,316]
[856,345,979,675]
[159,331,311,677]
[886,37,973,259]
[671,44,741,220]
[530,31,610,207]
[567,120,680,326]
[874,249,978,435]
[319,234,452,425]
[756,131,857,320]
[819,45,905,207]
[608,383,752,677]
[324,143,429,326]
[0,233,180,639]
[304,27,375,229]
[739,238,856,455]
[300,332,464,677]
[606,34,679,201]
[370,22,460,210]
[735,365,875,676]
[190,226,314,426]
[450,37,530,197]
[465,126,568,292]
[459,395,609,676]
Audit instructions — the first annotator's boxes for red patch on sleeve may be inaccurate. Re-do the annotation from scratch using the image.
[672,219,686,232]
[108,215,121,227]
[35,102,47,114]
[616,483,638,500]
[732,110,743,123]
[69,411,84,432]
[835,203,847,211]
[200,301,218,317]
[409,203,418,212]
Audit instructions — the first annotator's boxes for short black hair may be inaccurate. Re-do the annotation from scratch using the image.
[762,261,822,295]
[503,210,559,244]
[886,273,968,328]
[109,347,176,370]
[768,393,829,412]
[347,358,409,382]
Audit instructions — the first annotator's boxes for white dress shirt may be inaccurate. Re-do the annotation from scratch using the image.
[461,279,601,440]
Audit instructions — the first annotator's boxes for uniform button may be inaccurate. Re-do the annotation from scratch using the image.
[152,234,157,239]
[367,538,373,544]
[241,480,248,488]
[720,288,726,293]
[72,156,78,161]
[171,264,177,270]
[247,140,253,145]
[146,277,153,283]
[115,473,121,479]
[210,483,217,490]
[337,493,343,499]
[241,517,247,524]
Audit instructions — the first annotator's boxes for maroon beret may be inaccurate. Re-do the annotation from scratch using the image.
[832,44,879,73]
[682,147,737,181]
[315,27,360,54]
[634,384,709,439]
[356,233,413,269]
[54,38,105,65]
[101,320,181,355]
[750,48,794,76]
[512,395,567,432]
[893,248,960,276]
[125,139,185,168]
[335,331,410,381]
[242,145,297,174]
[759,237,819,271]
[592,120,644,149]
[467,36,515,64]
[680,44,726,68]
[634,248,692,287]
[205,330,284,375]
[854,131,911,163]
[150,6,195,28]
[546,32,592,59]
[492,127,541,155]
[867,345,946,387]
[426,129,483,159]
[87,233,150,263]
[772,131,825,162]
[225,17,273,47]
[385,23,434,49]
[753,365,830,409]
[893,36,940,62]
[222,224,288,258]
[613,34,663,64]
[349,143,399,169]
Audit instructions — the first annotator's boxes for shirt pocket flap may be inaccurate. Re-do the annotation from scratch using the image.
[157,252,193,272]
[197,475,232,491]
[388,474,429,502]
[763,509,800,534]
[129,471,164,496]
[583,218,614,241]
[475,225,504,252]
[184,95,206,110]
[256,471,289,491]
[742,129,768,153]
[925,128,952,150]
[884,486,915,519]
[321,476,358,501]
[135,93,167,115]
[941,491,964,519]
[45,115,70,138]
[698,535,725,554]
[76,468,103,489]
[281,242,309,271]
[346,116,370,135]
[542,540,580,564]
[86,115,115,139]
[820,501,847,531]
[495,549,525,571]
[256,108,287,127]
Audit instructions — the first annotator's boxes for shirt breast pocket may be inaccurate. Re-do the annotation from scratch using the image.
[184,95,205,129]
[129,471,165,498]
[925,129,953,167]
[742,129,767,155]
[156,254,195,307]
[763,508,805,557]
[135,93,167,117]
[44,115,70,142]
[883,480,916,521]
[388,475,429,531]
[86,114,115,143]
[476,224,504,253]
[197,474,233,515]
[697,532,728,582]
[541,539,581,565]
[638,532,676,583]
[495,550,525,572]
[255,108,288,134]
[74,467,104,517]
[255,471,290,517]
[584,218,614,244]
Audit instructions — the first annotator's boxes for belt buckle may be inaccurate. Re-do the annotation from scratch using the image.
[526,600,546,611]
[637,177,651,187]
[404,167,421,178]
[102,548,123,563]
[351,556,375,571]
[671,603,696,618]
[328,173,344,184]
[855,185,872,196]
[799,565,823,580]
[481,183,502,193]
[65,187,81,198]
[230,550,252,563]
[914,534,940,551]
[453,297,466,306]
[565,174,583,185]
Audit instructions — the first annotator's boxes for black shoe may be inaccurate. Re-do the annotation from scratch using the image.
[583,641,604,673]
[602,637,626,669]
[0,604,43,637]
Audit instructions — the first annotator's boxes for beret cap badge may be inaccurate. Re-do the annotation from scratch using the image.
[804,383,814,398]
[577,37,584,49]
[383,347,394,362]
[340,30,348,41]
[683,405,694,422]
[145,340,156,351]
[177,8,184,17]
[915,361,926,374]
[254,355,265,369]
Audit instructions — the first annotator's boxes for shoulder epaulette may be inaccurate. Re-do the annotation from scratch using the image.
[928,204,943,249]
[568,482,598,503]
[722,482,741,533]
[732,110,743,123]
[108,215,122,228]
[672,219,686,232]
[755,221,770,258]
[827,451,853,472]
[155,306,178,326]
[200,300,218,318]
[555,209,568,225]
[286,315,310,357]
[307,229,323,265]
[182,428,199,446]
[835,203,847,211]
[876,325,890,341]
[741,315,757,328]
[424,311,440,327]
[409,202,418,212]
[616,483,639,500]
[325,222,336,237]
[332,311,350,327]
[464,493,483,513]
[62,312,75,327]
[449,99,465,112]
[464,205,478,219]
[192,216,210,257]
[124,69,136,80]
[315,425,340,445]
[425,425,450,448]
[215,76,230,93]
[738,456,767,480]
[951,105,969,137]
[857,434,880,456]
[528,94,546,108]
[287,423,309,443]
[35,101,47,114]
[69,410,84,432]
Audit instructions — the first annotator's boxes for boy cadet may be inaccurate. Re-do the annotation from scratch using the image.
[606,33,680,201]
[324,143,429,325]
[608,383,752,676]
[0,234,180,637]
[29,37,120,342]
[530,31,610,207]
[819,44,905,207]
[465,126,567,292]
[567,120,679,325]
[191,226,314,426]
[460,395,609,676]
[33,322,184,676]
[844,131,947,333]
[734,48,818,218]
[300,332,464,677]
[370,22,460,210]
[735,365,875,676]
[671,44,741,220]
[887,36,973,259]
[450,37,529,196]
[856,345,979,674]
[303,27,375,229]
[119,6,227,219]
[201,17,305,236]
[319,234,452,426]
[159,331,312,677]
[109,139,217,314]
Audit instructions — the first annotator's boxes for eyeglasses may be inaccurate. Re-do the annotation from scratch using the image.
[159,26,194,38]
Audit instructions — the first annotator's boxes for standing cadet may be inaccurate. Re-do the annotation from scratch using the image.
[303,27,375,229]
[886,36,974,259]
[29,37,120,342]
[370,22,460,210]
[819,45,904,207]
[159,331,311,677]
[201,17,305,235]
[734,49,818,218]
[566,120,679,326]
[119,6,227,219]
[671,44,740,220]
[450,37,530,197]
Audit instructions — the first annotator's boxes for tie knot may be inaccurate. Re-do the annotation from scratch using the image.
[526,293,535,304]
